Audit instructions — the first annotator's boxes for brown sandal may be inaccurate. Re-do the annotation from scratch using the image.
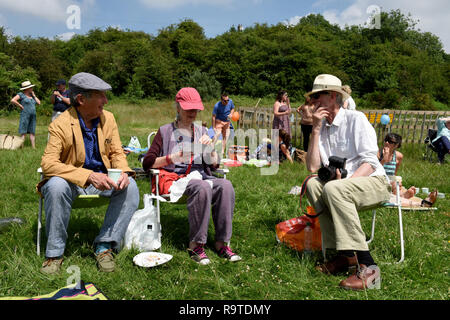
[421,189,438,207]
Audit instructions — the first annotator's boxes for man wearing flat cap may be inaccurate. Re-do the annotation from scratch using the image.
[303,74,391,290]
[38,72,139,274]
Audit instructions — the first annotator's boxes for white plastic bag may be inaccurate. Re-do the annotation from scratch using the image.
[128,136,141,149]
[124,194,161,251]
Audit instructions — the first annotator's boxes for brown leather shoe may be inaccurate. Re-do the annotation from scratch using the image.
[339,264,381,291]
[316,255,358,275]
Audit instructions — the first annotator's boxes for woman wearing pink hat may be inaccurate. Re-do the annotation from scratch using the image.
[143,87,242,265]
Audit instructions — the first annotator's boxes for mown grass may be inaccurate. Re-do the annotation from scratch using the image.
[0,99,448,300]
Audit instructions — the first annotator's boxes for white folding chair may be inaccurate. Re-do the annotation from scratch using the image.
[321,177,405,264]
[366,178,404,264]
[36,168,109,255]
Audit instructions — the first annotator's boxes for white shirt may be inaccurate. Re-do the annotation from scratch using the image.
[319,108,387,178]
[345,96,356,110]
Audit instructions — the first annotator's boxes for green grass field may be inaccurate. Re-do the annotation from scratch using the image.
[0,99,448,300]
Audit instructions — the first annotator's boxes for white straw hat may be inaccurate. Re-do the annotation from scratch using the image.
[20,80,35,91]
[304,74,349,101]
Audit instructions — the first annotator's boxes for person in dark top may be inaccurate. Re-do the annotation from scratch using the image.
[278,129,293,164]
[50,79,71,121]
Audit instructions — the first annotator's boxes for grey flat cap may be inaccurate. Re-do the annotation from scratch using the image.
[68,72,112,92]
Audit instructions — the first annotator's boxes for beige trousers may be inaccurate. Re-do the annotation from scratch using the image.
[305,175,391,251]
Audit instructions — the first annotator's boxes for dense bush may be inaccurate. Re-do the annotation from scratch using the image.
[181,70,221,101]
[0,10,448,111]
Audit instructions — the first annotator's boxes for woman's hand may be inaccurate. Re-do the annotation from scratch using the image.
[380,145,392,164]
[199,134,212,145]
[170,150,193,164]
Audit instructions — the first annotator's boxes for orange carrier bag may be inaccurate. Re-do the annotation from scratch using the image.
[276,175,322,252]
[275,208,322,252]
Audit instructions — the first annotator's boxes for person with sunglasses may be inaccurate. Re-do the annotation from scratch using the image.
[212,93,236,156]
[377,133,438,207]
[378,133,404,176]
[303,74,391,291]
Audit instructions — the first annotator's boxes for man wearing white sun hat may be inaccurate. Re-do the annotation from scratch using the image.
[303,74,391,291]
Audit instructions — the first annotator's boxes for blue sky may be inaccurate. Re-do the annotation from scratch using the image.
[0,0,449,52]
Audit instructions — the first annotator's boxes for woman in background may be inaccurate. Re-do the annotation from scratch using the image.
[272,90,291,139]
[10,80,41,149]
[296,96,314,151]
[432,117,450,164]
[342,85,356,110]
[278,129,293,164]
[378,133,403,176]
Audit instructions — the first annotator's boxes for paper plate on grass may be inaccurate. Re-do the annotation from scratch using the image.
[133,252,173,268]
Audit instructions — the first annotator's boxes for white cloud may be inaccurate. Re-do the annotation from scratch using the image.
[56,31,76,41]
[0,0,96,23]
[284,15,303,27]
[138,0,233,9]
[315,0,450,52]
[0,0,71,22]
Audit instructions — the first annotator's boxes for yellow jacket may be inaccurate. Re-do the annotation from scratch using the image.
[38,107,132,192]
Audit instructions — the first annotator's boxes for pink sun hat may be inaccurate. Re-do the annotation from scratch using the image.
[175,87,204,110]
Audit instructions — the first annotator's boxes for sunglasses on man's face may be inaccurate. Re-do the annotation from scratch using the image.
[310,91,330,99]
[222,99,229,103]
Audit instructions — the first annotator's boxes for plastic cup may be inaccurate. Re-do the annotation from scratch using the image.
[414,188,419,195]
[421,187,429,194]
[107,169,122,184]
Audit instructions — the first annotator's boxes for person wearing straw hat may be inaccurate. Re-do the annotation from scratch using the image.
[303,74,391,291]
[10,80,41,148]
[37,72,139,275]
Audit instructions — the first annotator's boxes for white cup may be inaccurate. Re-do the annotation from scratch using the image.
[421,187,429,194]
[107,168,122,184]
[414,188,419,195]
[437,193,445,199]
